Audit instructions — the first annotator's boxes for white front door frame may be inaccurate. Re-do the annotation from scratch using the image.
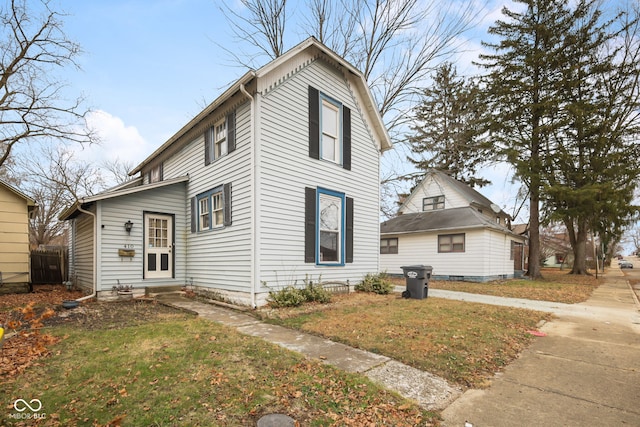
[144,212,174,279]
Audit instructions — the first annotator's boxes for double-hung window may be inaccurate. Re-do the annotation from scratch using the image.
[211,191,223,226]
[321,98,340,163]
[214,119,227,159]
[204,111,236,165]
[304,187,353,265]
[192,183,232,232]
[199,198,210,230]
[308,86,351,170]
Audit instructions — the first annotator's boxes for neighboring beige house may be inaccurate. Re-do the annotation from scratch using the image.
[0,180,36,291]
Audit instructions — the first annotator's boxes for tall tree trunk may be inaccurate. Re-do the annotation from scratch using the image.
[569,218,589,274]
[527,182,543,279]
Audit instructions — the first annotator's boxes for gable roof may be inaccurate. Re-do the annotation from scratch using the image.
[381,206,520,237]
[0,179,36,207]
[401,169,508,216]
[130,37,391,176]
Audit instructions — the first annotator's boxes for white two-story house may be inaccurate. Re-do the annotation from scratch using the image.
[61,37,391,307]
[380,169,526,282]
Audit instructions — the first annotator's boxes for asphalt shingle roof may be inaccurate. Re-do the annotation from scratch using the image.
[381,206,514,235]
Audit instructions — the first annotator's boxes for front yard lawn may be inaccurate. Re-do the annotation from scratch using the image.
[1,297,433,426]
[258,293,552,389]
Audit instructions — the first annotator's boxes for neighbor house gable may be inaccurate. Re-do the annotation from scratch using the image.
[399,169,511,226]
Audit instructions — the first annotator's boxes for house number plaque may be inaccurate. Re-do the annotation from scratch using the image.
[118,248,135,257]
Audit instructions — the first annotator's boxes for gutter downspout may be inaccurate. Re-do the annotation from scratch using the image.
[75,202,98,302]
[240,78,257,308]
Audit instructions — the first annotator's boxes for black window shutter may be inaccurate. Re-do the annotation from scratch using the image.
[159,163,164,180]
[308,86,320,160]
[204,128,212,165]
[227,110,236,153]
[305,187,317,263]
[346,196,354,263]
[223,182,232,226]
[190,197,197,233]
[343,106,351,170]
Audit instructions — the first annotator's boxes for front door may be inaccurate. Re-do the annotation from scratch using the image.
[144,213,173,279]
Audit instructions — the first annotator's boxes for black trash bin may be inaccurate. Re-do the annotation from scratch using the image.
[400,265,432,299]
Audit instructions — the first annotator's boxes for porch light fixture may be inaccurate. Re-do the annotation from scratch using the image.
[124,220,134,234]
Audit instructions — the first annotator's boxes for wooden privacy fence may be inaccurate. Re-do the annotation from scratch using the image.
[31,247,68,284]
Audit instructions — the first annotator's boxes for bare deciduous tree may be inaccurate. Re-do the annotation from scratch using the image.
[13,145,105,247]
[217,0,288,67]
[0,0,96,169]
[101,157,136,186]
[218,0,477,139]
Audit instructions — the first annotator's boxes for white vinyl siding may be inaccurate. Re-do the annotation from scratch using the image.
[401,176,468,214]
[257,59,380,289]
[380,228,516,280]
[96,182,187,291]
[163,101,253,296]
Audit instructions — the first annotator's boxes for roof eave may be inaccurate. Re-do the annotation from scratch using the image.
[129,71,257,176]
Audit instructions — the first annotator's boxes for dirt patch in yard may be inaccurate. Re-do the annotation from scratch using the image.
[0,286,194,381]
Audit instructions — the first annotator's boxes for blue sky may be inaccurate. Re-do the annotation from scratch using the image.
[34,0,522,216]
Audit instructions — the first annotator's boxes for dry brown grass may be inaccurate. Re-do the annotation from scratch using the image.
[390,268,600,304]
[260,292,551,388]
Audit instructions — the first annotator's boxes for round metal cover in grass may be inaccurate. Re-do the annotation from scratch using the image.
[257,414,295,427]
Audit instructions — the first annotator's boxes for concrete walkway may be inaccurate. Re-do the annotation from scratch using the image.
[442,270,640,426]
[158,270,640,424]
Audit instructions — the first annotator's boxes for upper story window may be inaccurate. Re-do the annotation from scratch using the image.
[146,164,163,184]
[321,97,340,163]
[205,110,236,165]
[308,86,351,170]
[423,195,445,211]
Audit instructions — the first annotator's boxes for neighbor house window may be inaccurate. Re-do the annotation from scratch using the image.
[194,183,232,231]
[423,195,445,211]
[304,187,353,265]
[380,238,398,254]
[204,111,236,165]
[438,233,465,253]
[308,86,351,170]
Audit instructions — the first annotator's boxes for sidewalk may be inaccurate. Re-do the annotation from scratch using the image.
[158,270,640,424]
[442,269,640,426]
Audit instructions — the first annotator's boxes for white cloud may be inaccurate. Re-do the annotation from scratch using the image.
[79,109,153,167]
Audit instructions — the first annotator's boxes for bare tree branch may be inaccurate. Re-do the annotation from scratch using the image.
[0,0,96,169]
